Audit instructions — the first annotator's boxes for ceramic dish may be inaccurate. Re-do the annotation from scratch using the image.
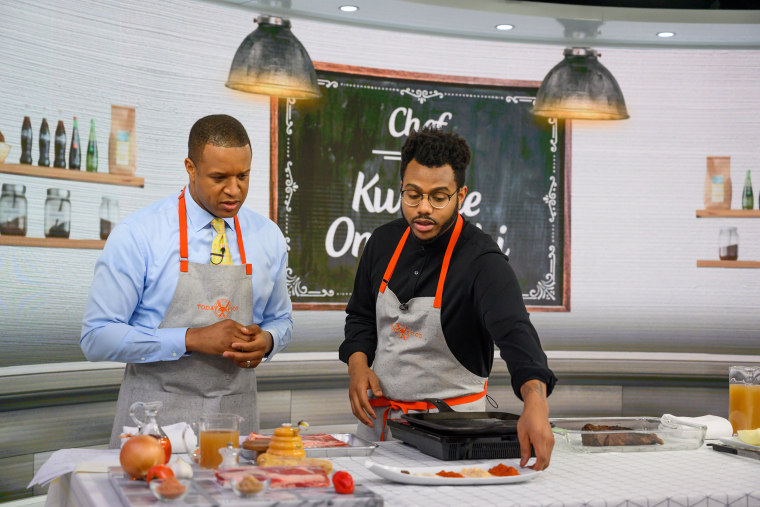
[364,460,540,485]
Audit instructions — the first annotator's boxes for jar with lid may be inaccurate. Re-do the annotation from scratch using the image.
[0,184,28,236]
[718,227,739,261]
[99,196,119,240]
[45,188,71,238]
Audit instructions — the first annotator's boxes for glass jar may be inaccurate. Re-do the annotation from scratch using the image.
[99,196,119,240]
[718,227,739,261]
[0,184,28,236]
[45,188,71,238]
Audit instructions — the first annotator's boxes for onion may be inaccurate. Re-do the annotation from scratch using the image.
[120,435,166,479]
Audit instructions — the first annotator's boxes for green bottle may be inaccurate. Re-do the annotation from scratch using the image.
[86,119,98,173]
[741,170,753,210]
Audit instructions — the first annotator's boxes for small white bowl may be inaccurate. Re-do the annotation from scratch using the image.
[230,476,270,498]
[148,478,191,502]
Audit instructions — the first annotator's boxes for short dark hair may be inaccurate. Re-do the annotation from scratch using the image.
[188,114,251,163]
[400,127,471,188]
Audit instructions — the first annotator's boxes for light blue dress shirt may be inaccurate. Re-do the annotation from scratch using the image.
[81,188,293,363]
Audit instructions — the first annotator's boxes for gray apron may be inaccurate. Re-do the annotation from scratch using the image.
[109,188,257,448]
[357,215,488,441]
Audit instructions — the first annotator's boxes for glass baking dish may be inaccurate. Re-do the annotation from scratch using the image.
[550,417,707,453]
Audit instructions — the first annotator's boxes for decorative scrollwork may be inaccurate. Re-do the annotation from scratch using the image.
[400,88,444,104]
[505,96,536,104]
[283,161,298,213]
[524,246,556,301]
[543,175,557,223]
[285,98,295,135]
[549,117,558,153]
[286,267,336,298]
[317,79,339,88]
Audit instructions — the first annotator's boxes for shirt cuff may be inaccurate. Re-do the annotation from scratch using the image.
[157,327,189,360]
[261,327,279,362]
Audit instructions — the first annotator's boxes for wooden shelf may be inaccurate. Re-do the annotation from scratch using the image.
[0,163,143,187]
[697,260,760,268]
[696,209,760,218]
[0,236,105,249]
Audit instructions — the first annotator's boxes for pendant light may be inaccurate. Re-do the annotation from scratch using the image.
[532,47,629,120]
[226,15,320,99]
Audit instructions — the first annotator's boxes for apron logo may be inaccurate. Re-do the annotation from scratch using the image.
[390,323,422,340]
[197,299,239,319]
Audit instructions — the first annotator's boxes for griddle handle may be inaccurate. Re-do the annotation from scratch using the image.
[424,398,455,412]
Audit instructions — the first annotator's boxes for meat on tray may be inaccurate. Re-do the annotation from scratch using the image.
[246,432,350,448]
[581,423,664,446]
[215,465,331,488]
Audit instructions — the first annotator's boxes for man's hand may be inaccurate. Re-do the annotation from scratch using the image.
[517,380,554,471]
[185,320,272,368]
[347,352,383,427]
[225,324,273,369]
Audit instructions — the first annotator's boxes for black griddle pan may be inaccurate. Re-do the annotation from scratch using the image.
[401,398,520,436]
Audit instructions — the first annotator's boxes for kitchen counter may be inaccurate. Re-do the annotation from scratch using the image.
[48,439,760,506]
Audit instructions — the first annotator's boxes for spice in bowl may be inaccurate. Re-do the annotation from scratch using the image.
[149,477,189,502]
[231,475,269,497]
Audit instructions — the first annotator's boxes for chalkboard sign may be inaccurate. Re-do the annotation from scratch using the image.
[271,62,570,311]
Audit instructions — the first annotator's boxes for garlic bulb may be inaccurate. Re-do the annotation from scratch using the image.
[168,456,193,479]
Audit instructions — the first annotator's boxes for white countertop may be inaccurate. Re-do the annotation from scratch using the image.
[53,439,760,507]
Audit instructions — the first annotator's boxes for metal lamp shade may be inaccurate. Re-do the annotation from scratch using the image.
[226,16,320,99]
[532,48,629,120]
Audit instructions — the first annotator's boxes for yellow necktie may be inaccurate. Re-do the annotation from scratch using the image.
[210,218,232,265]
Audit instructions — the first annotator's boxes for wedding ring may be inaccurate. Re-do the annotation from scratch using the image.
[246,360,252,368]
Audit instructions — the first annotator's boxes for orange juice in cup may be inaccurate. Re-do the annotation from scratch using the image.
[729,366,760,433]
[183,413,243,469]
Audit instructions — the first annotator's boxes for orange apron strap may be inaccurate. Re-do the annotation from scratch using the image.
[379,227,410,294]
[178,188,189,273]
[233,216,252,275]
[368,380,488,441]
[434,214,463,309]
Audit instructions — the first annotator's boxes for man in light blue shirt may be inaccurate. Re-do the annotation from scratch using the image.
[81,114,293,446]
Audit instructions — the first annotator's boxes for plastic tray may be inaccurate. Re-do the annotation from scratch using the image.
[550,417,707,453]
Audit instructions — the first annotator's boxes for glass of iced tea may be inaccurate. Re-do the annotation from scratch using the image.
[184,413,243,468]
[729,366,760,433]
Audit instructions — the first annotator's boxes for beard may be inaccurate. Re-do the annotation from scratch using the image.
[409,198,459,245]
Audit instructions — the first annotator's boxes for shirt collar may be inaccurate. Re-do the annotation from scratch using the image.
[409,213,460,253]
[183,188,234,233]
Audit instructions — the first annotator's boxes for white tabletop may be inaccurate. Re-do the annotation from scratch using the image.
[62,442,760,507]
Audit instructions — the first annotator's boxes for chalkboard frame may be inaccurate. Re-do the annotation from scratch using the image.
[270,62,571,312]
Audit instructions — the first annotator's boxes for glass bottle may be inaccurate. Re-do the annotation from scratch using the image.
[718,227,739,261]
[53,120,66,168]
[20,116,33,165]
[741,170,754,210]
[38,118,50,167]
[86,119,98,172]
[99,196,119,240]
[69,117,81,170]
[0,184,27,236]
[44,188,71,238]
[129,401,171,464]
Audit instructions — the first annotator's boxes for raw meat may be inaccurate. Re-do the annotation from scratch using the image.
[246,432,350,448]
[581,424,664,446]
[215,465,330,489]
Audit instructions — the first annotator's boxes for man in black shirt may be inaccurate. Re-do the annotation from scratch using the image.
[339,127,557,470]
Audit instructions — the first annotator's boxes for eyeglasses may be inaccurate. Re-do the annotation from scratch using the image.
[400,188,458,209]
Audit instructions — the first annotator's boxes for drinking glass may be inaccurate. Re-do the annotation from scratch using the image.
[183,413,243,469]
[729,366,760,433]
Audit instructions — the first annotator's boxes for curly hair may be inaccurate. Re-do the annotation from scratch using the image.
[399,127,471,188]
[188,114,251,163]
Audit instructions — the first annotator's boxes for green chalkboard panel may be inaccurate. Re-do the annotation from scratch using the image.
[272,63,570,311]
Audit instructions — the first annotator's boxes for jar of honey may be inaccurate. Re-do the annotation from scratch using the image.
[267,423,305,458]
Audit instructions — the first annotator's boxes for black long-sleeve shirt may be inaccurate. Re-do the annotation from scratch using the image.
[340,216,557,400]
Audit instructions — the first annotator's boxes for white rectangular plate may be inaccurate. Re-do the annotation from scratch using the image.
[364,460,540,486]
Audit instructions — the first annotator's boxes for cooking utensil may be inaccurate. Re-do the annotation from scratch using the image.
[400,398,520,436]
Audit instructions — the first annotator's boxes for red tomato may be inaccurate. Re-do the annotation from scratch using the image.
[145,464,174,484]
[332,470,354,494]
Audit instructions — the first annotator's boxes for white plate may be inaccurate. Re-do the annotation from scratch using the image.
[719,437,760,451]
[364,460,540,486]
